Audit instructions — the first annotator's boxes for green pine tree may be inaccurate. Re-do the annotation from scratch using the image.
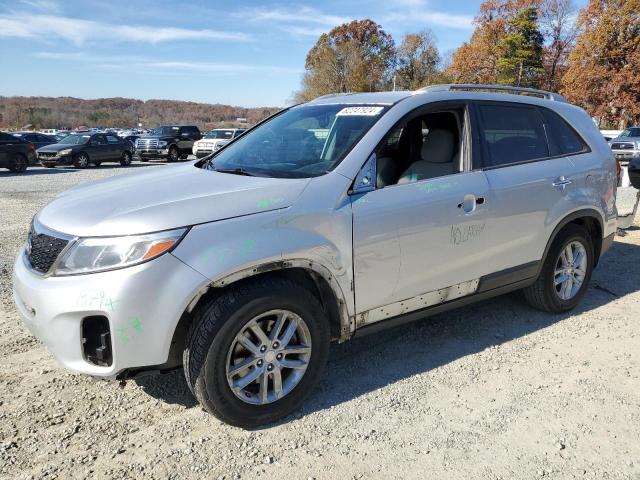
[496,7,545,88]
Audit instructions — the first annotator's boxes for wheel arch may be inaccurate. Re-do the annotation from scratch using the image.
[540,208,605,273]
[164,261,352,369]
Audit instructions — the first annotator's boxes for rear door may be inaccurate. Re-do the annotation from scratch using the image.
[473,101,578,274]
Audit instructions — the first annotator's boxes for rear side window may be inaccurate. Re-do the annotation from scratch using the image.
[478,104,549,167]
[106,135,120,144]
[540,108,587,156]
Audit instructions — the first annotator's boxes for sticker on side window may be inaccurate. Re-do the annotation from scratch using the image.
[336,106,384,117]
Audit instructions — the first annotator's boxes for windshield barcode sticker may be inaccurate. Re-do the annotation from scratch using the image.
[336,106,384,116]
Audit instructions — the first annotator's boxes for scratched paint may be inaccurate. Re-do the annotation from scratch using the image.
[76,290,118,312]
[450,223,485,246]
[257,198,285,209]
[115,317,143,344]
[415,181,456,193]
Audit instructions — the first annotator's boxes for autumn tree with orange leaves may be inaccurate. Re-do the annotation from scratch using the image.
[294,20,395,102]
[562,0,640,128]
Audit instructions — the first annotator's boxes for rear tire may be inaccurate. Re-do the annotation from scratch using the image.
[8,154,28,173]
[120,151,132,166]
[73,153,90,169]
[523,224,594,313]
[183,277,330,428]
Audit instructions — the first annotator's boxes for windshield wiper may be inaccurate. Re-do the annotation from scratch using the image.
[213,167,259,177]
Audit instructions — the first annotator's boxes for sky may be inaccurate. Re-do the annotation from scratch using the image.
[0,0,580,107]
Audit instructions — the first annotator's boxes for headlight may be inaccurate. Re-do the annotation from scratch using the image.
[54,228,187,276]
[59,148,72,155]
[158,141,167,147]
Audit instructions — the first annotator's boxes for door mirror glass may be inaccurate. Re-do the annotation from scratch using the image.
[351,153,377,194]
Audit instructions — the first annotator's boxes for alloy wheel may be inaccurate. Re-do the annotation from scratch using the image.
[225,309,312,405]
[554,240,588,300]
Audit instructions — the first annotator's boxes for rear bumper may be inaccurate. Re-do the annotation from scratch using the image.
[601,232,615,256]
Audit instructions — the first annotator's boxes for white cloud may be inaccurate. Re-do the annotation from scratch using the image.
[0,13,251,45]
[33,51,302,76]
[236,6,350,27]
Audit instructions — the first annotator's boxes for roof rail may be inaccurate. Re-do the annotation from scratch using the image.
[416,84,567,102]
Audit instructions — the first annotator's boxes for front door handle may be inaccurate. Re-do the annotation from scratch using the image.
[457,194,484,213]
[552,176,573,189]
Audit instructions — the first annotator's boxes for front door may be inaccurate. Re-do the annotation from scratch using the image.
[352,105,493,321]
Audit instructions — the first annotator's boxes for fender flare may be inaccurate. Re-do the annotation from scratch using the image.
[205,259,353,340]
[538,208,605,276]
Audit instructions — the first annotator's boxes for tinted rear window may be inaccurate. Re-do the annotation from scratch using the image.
[478,104,549,167]
[540,109,587,156]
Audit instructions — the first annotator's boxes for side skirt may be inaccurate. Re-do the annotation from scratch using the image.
[353,262,539,338]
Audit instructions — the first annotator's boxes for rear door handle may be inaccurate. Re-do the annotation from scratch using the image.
[552,176,572,189]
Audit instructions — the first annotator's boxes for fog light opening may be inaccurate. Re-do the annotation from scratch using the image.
[81,316,113,367]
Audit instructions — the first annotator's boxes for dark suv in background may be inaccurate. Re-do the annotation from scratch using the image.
[135,125,201,162]
[11,132,58,152]
[0,132,36,173]
[37,133,133,168]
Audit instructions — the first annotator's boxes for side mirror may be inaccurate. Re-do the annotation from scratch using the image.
[351,153,377,195]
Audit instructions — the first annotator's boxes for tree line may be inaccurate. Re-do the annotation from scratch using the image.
[0,96,280,130]
[295,0,639,128]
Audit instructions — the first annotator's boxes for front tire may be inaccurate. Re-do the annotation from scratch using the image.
[523,224,594,313]
[73,153,90,169]
[120,151,132,166]
[168,146,179,162]
[8,154,28,173]
[183,277,330,428]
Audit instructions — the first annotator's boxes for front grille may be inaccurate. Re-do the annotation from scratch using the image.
[611,142,635,150]
[136,138,158,149]
[27,228,69,274]
[38,152,58,158]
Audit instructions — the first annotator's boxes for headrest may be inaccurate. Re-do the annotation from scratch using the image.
[421,129,454,164]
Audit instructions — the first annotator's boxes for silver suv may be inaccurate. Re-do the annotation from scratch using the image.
[13,85,617,427]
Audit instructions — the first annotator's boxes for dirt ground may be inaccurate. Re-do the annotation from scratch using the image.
[1,165,639,480]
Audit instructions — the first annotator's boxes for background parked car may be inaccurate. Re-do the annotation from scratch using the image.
[0,131,36,173]
[192,128,246,158]
[36,133,133,168]
[135,125,201,162]
[11,132,58,160]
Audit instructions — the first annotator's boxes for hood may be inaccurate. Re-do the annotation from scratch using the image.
[37,162,310,237]
[37,143,82,152]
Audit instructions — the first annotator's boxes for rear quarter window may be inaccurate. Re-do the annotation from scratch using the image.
[539,108,588,156]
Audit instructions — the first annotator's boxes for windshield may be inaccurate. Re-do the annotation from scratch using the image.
[206,104,387,178]
[206,129,235,139]
[149,126,179,136]
[59,134,90,145]
[620,128,640,138]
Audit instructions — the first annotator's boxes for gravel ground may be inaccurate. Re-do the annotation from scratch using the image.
[1,164,639,480]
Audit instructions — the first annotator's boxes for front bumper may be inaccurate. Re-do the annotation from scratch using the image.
[136,148,169,158]
[13,250,207,377]
[38,153,73,165]
[612,149,640,161]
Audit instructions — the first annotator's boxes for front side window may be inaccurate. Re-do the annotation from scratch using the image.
[206,104,388,178]
[478,104,549,167]
[375,110,462,187]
